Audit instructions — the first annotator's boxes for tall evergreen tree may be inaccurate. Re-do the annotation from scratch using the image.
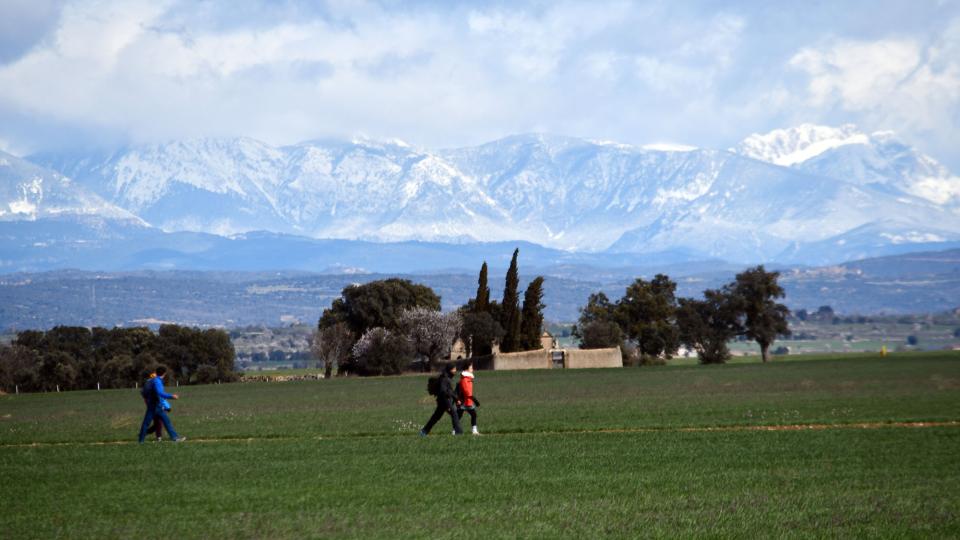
[520,276,546,350]
[499,248,522,353]
[461,261,501,357]
[474,262,490,313]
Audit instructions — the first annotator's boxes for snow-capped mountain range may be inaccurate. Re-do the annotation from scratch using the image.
[6,124,960,267]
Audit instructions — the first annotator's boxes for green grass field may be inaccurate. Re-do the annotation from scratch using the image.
[2,352,959,538]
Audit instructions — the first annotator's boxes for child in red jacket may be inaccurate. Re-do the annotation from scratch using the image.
[457,360,480,435]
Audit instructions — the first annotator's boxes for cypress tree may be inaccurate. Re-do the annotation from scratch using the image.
[520,276,545,350]
[499,248,522,353]
[475,262,490,313]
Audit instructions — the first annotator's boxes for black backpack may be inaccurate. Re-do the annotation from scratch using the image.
[427,375,441,396]
[140,378,156,400]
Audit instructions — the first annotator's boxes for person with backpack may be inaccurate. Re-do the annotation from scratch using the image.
[456,360,481,435]
[137,365,185,444]
[140,370,175,442]
[419,361,464,436]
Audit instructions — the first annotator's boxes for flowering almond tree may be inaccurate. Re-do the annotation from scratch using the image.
[399,307,462,370]
[350,327,412,376]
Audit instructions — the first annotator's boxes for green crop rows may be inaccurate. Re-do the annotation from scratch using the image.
[1,352,959,538]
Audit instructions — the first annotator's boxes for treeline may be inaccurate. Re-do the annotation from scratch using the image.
[575,266,790,364]
[314,249,548,377]
[0,325,237,393]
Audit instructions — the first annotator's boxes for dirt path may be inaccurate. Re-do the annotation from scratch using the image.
[2,420,958,448]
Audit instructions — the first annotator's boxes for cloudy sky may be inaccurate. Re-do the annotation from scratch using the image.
[0,0,958,167]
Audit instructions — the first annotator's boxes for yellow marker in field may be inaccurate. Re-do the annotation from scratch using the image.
[881,345,887,357]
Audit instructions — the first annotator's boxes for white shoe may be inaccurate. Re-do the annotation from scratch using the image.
[472,428,480,436]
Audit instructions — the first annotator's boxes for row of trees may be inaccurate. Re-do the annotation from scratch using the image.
[0,325,237,393]
[575,266,790,364]
[459,249,546,357]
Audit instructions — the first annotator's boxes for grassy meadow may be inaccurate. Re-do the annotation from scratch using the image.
[1,352,959,538]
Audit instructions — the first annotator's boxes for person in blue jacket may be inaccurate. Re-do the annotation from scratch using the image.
[137,365,185,443]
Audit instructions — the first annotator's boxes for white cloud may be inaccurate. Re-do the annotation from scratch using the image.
[788,23,960,161]
[0,0,742,148]
[0,0,65,63]
[789,39,923,110]
[0,0,955,170]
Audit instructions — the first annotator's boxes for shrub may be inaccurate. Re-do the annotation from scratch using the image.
[351,328,414,376]
[192,365,219,384]
[578,321,623,349]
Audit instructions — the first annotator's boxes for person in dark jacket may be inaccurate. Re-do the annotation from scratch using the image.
[137,366,185,443]
[419,362,464,436]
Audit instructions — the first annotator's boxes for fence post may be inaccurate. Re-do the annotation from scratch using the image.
[56,385,60,393]
[176,380,179,388]
[14,385,18,395]
[97,382,100,391]
[135,382,138,389]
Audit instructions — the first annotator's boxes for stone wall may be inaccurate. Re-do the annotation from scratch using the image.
[484,347,622,370]
[492,349,551,370]
[240,373,325,382]
[563,347,622,369]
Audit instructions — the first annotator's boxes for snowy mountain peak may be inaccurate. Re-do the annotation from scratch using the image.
[733,124,960,207]
[734,123,869,166]
[346,135,417,152]
[642,143,698,152]
[0,149,143,223]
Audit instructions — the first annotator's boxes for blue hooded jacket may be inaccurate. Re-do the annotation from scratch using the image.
[147,376,174,411]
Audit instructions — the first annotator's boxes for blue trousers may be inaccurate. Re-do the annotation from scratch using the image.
[138,405,178,442]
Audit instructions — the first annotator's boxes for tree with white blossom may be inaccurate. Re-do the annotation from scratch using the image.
[398,307,462,370]
[350,327,413,376]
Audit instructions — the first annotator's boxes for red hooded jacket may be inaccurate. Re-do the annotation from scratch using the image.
[458,371,475,407]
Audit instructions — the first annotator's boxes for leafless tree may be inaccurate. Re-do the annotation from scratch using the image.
[311,322,354,378]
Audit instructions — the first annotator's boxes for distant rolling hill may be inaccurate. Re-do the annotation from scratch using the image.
[0,249,957,331]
